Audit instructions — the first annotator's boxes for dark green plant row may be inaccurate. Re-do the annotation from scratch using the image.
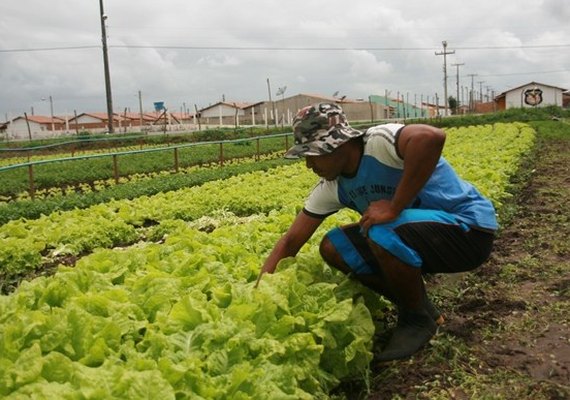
[0,157,298,225]
[0,126,288,153]
[0,136,291,197]
[528,119,570,139]
[412,106,570,129]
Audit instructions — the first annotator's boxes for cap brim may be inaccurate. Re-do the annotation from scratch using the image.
[284,126,363,159]
[284,142,331,159]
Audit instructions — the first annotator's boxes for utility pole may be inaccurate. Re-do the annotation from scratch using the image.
[49,95,54,131]
[467,74,477,113]
[485,86,492,102]
[267,78,276,127]
[477,81,485,103]
[276,86,287,129]
[42,96,55,131]
[435,41,455,116]
[451,62,464,114]
[138,90,144,132]
[99,0,114,133]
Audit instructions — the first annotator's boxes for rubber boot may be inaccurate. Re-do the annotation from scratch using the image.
[362,242,440,361]
[356,273,444,324]
[424,290,445,325]
[376,308,438,362]
[376,285,440,361]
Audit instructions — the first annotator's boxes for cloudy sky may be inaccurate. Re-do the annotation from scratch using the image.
[1,0,569,120]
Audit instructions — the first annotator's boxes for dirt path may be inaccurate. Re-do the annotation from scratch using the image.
[359,133,570,399]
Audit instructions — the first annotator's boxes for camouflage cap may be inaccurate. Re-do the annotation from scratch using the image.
[284,102,363,159]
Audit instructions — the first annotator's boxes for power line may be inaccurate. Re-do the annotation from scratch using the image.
[0,45,99,53]
[2,43,570,53]
[479,69,570,77]
[110,43,570,51]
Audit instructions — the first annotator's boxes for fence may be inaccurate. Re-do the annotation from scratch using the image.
[0,132,292,200]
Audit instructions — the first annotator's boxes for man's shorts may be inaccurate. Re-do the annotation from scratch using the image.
[325,209,495,274]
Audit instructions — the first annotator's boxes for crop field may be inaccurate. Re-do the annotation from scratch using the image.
[1,121,566,399]
[0,134,291,202]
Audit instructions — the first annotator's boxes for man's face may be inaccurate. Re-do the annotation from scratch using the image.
[305,151,345,181]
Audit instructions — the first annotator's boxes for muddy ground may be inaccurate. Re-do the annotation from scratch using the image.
[339,132,569,399]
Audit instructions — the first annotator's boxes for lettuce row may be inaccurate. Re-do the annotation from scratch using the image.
[442,122,536,210]
[0,209,384,398]
[0,123,535,282]
[0,163,316,280]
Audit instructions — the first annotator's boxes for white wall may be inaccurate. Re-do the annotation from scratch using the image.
[505,84,564,109]
[200,104,245,118]
[75,115,105,124]
[4,119,53,140]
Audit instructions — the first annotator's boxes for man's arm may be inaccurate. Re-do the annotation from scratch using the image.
[360,124,445,233]
[255,211,324,287]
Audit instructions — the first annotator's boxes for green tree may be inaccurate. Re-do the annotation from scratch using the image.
[448,96,458,115]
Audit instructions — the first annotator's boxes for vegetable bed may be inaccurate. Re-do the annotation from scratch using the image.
[0,123,536,398]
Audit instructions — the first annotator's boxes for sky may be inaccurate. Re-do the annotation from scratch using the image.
[1,0,569,120]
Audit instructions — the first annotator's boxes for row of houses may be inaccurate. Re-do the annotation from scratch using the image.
[0,111,192,140]
[0,93,449,141]
[2,82,568,141]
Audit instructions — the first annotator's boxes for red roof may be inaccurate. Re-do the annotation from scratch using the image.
[14,115,66,124]
[119,112,156,121]
[69,112,129,122]
[199,101,255,112]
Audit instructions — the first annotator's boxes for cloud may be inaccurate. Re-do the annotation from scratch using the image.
[197,55,241,68]
[348,50,392,80]
[1,0,569,119]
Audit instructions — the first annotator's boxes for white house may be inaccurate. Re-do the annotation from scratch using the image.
[1,115,66,141]
[198,102,254,126]
[495,82,567,110]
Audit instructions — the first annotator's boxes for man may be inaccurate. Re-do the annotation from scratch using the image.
[256,102,497,361]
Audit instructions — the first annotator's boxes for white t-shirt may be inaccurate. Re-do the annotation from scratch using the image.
[303,123,498,231]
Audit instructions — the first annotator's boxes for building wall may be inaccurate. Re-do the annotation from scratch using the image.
[496,96,506,111]
[240,103,280,126]
[3,119,67,140]
[70,121,107,131]
[504,84,565,109]
[339,102,388,123]
[473,102,498,114]
[200,104,246,119]
[369,95,428,119]
[74,115,103,124]
[241,95,390,126]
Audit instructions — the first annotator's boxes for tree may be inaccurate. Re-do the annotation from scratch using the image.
[448,96,458,115]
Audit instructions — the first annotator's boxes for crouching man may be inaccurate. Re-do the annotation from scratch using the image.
[257,103,496,361]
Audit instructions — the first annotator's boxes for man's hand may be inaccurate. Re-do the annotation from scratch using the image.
[254,265,271,288]
[359,199,399,236]
[358,124,445,237]
[254,272,263,288]
[254,211,323,289]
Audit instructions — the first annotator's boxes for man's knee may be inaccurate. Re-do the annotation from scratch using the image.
[319,236,351,274]
[319,236,336,264]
